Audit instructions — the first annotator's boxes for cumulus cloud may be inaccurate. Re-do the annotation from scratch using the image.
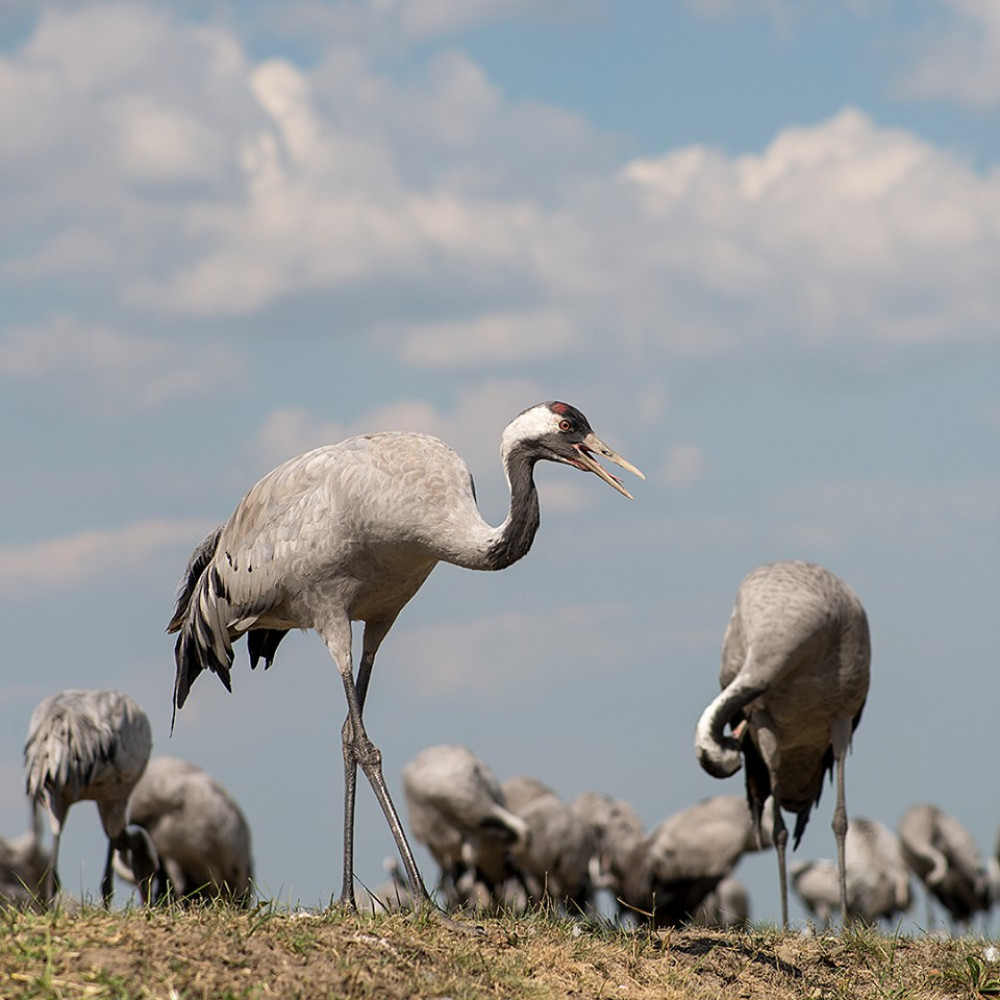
[3,3,1000,377]
[0,518,211,598]
[619,107,1000,351]
[895,0,1000,108]
[250,377,541,463]
[399,308,579,367]
[0,4,258,209]
[263,0,577,50]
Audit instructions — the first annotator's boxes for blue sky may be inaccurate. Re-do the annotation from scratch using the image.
[1,0,998,927]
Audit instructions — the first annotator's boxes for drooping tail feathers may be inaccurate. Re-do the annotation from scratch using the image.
[25,694,119,802]
[168,525,235,723]
[167,525,225,634]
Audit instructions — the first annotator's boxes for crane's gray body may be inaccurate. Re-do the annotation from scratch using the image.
[501,775,595,912]
[24,688,152,905]
[695,560,871,928]
[168,401,642,910]
[402,744,527,909]
[119,756,254,905]
[621,794,760,927]
[898,802,990,926]
[792,817,911,927]
[0,803,51,908]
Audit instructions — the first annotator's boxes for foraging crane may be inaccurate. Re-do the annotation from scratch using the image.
[791,817,911,927]
[691,875,751,928]
[695,560,870,928]
[619,795,763,927]
[168,401,643,911]
[571,791,646,916]
[24,689,156,906]
[402,745,528,911]
[898,803,990,929]
[114,756,254,906]
[501,775,595,913]
[0,802,51,908]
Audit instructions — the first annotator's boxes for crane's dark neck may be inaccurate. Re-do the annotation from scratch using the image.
[484,448,540,570]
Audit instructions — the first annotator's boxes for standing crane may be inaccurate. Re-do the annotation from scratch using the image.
[24,689,156,906]
[694,560,870,928]
[168,401,642,910]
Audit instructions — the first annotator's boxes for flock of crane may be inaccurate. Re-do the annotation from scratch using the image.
[389,745,999,933]
[3,688,254,908]
[0,401,992,932]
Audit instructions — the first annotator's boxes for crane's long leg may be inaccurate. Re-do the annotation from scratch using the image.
[101,839,116,908]
[830,717,852,929]
[328,622,432,911]
[44,808,63,907]
[771,801,790,929]
[337,663,431,910]
[338,645,370,909]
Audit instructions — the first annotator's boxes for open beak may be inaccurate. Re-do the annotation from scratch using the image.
[572,432,645,500]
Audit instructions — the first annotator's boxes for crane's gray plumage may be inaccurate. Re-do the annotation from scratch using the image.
[690,875,751,928]
[24,689,154,907]
[694,560,870,929]
[898,803,990,928]
[571,791,647,917]
[791,817,911,927]
[168,401,641,911]
[0,802,51,909]
[114,756,254,906]
[620,795,762,927]
[501,776,595,914]
[402,745,528,911]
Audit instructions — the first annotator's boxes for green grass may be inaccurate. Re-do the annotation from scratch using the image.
[0,901,997,999]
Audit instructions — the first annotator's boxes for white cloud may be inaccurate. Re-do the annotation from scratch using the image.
[263,0,582,50]
[249,378,543,470]
[0,316,244,412]
[0,518,211,598]
[619,107,1000,350]
[3,4,1000,375]
[400,309,579,367]
[895,0,1000,108]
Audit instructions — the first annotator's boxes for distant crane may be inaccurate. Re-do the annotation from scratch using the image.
[898,803,990,929]
[570,791,646,917]
[402,744,528,911]
[695,560,870,928]
[0,802,51,908]
[501,775,595,913]
[114,756,254,906]
[168,401,642,910]
[619,795,763,927]
[791,817,911,927]
[24,689,156,906]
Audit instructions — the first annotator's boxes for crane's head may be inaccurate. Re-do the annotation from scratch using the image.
[502,401,645,499]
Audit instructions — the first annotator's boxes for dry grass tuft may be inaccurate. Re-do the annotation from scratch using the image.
[0,901,995,999]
